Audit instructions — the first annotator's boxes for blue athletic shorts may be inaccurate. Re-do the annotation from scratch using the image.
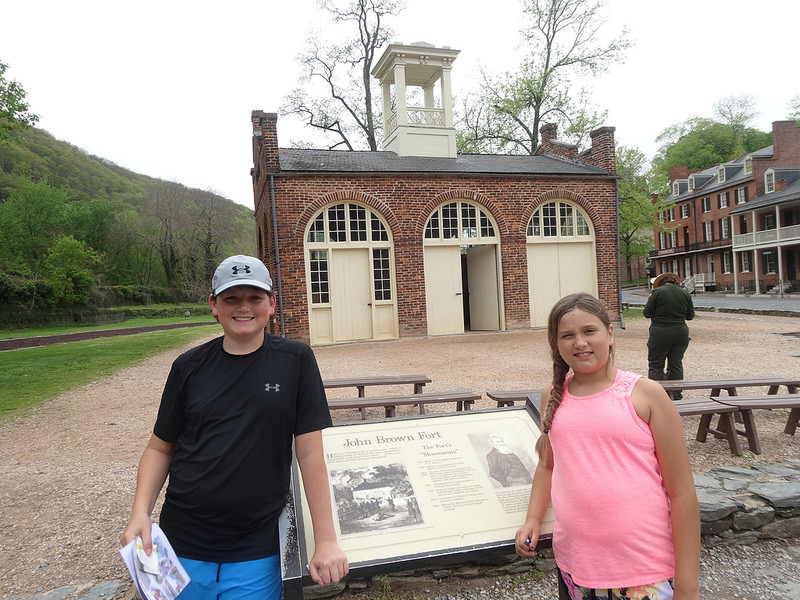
[178,554,281,600]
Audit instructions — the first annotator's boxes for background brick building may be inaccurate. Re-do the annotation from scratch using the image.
[250,43,621,344]
[654,120,800,294]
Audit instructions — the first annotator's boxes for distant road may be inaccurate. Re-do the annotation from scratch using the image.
[0,321,217,351]
[622,287,800,316]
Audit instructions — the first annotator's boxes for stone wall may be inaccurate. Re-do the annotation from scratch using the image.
[696,459,800,545]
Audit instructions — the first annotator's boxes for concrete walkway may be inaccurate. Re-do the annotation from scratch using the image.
[623,287,800,316]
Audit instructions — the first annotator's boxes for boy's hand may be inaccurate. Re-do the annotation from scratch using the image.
[120,513,153,554]
[308,541,349,585]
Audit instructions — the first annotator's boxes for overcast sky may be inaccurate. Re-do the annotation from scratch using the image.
[2,0,797,208]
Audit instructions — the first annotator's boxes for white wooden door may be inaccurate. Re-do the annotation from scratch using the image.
[466,245,500,330]
[331,249,373,341]
[528,242,597,327]
[424,246,464,335]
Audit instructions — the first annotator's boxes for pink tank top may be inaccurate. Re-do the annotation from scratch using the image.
[549,369,675,588]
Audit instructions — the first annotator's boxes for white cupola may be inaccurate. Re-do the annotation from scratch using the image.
[371,41,460,158]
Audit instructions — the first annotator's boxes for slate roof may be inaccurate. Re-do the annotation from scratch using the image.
[730,172,800,214]
[277,148,610,177]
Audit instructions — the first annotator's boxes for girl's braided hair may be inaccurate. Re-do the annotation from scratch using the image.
[534,293,614,464]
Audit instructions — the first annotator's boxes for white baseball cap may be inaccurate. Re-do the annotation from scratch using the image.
[212,255,273,297]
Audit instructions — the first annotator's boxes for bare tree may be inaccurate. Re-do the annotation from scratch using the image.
[458,0,630,155]
[282,0,402,150]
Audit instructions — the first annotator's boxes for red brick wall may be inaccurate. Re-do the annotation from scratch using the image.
[254,173,619,342]
[250,113,620,343]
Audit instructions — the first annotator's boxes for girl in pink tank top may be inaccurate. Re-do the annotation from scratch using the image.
[514,293,700,600]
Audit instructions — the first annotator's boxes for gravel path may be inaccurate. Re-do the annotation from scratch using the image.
[1,311,798,599]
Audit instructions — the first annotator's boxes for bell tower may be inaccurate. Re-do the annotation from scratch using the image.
[371,42,460,158]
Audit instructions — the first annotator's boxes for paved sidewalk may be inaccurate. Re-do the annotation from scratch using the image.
[623,287,800,315]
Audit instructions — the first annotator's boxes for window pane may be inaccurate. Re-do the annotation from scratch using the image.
[349,204,367,242]
[309,250,329,304]
[425,211,440,239]
[576,212,589,236]
[480,210,495,237]
[442,203,459,239]
[542,203,557,236]
[462,202,477,238]
[373,248,391,300]
[328,204,347,242]
[371,212,389,241]
[307,213,325,243]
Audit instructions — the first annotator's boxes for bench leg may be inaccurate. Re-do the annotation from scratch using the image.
[384,406,397,418]
[696,414,714,442]
[716,413,743,456]
[738,409,760,454]
[786,408,800,435]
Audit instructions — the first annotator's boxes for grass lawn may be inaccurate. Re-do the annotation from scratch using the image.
[0,324,219,423]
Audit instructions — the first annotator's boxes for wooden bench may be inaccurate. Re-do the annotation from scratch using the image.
[486,389,541,407]
[712,394,800,438]
[659,377,800,399]
[673,398,756,456]
[324,374,431,418]
[328,390,480,420]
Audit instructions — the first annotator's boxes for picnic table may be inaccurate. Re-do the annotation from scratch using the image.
[323,374,431,397]
[486,389,542,407]
[322,374,432,419]
[327,390,481,419]
[664,378,800,455]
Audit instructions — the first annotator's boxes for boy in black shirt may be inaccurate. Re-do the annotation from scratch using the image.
[120,255,348,599]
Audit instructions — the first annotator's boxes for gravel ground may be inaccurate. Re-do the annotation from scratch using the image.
[0,311,798,599]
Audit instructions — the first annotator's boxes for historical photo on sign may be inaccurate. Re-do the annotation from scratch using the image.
[468,430,535,489]
[330,463,424,535]
[294,407,553,567]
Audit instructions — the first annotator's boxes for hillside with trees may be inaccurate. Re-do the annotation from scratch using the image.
[0,127,255,328]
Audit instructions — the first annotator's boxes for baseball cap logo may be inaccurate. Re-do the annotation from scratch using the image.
[231,264,252,275]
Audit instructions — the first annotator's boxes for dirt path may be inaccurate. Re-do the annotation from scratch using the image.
[0,312,798,596]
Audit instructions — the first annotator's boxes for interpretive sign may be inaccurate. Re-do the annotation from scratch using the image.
[280,400,553,597]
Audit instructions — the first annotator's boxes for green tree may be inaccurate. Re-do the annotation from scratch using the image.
[616,146,670,282]
[457,0,630,154]
[44,236,101,306]
[788,95,800,120]
[652,96,772,179]
[282,0,402,150]
[0,177,69,275]
[0,60,39,143]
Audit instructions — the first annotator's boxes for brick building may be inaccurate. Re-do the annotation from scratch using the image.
[250,42,621,345]
[653,120,800,294]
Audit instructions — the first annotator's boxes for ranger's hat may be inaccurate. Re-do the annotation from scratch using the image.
[653,272,680,288]
[212,255,273,297]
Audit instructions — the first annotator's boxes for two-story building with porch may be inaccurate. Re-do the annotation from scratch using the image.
[653,120,800,294]
[250,42,621,345]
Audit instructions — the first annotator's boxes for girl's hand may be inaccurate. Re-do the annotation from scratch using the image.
[514,523,539,557]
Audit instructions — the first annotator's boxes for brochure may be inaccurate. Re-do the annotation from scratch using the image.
[119,523,190,600]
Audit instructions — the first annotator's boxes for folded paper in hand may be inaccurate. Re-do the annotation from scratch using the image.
[119,523,190,600]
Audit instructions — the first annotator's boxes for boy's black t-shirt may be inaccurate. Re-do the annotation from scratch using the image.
[153,334,332,562]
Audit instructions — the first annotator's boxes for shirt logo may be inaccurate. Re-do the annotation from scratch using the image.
[231,264,252,275]
[265,383,281,393]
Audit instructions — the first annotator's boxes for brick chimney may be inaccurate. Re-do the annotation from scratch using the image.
[669,165,691,183]
[771,120,800,164]
[251,110,280,173]
[536,123,579,160]
[588,126,616,173]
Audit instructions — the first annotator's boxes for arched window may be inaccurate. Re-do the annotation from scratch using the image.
[527,201,591,239]
[305,202,393,306]
[424,201,497,243]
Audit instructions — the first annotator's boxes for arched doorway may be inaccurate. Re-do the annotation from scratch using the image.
[423,200,503,335]
[527,200,598,327]
[304,202,398,344]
